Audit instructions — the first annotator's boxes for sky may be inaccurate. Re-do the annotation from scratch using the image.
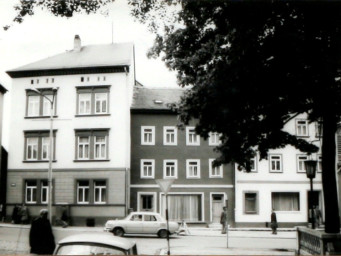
[0,0,178,148]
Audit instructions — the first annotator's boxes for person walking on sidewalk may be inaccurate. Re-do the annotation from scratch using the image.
[220,206,227,234]
[29,209,55,255]
[270,209,278,235]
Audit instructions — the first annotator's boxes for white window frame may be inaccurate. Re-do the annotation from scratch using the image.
[94,136,107,159]
[186,127,200,146]
[27,95,40,116]
[297,155,308,173]
[41,137,50,160]
[209,159,223,178]
[78,93,92,115]
[25,181,37,204]
[26,137,38,160]
[186,159,201,178]
[42,94,56,116]
[296,119,309,136]
[77,181,90,204]
[141,159,155,179]
[163,160,178,179]
[141,126,155,145]
[208,132,220,146]
[78,136,90,160]
[94,181,107,204]
[269,154,283,173]
[41,181,48,204]
[94,92,108,114]
[163,126,177,146]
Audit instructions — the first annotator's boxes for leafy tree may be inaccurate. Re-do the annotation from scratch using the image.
[8,0,341,233]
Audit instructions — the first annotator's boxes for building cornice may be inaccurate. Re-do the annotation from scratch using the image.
[6,65,129,78]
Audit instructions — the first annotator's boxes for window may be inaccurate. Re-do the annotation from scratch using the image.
[186,160,200,178]
[163,160,178,179]
[296,119,308,136]
[209,159,223,178]
[269,154,282,172]
[209,132,220,146]
[186,127,200,146]
[26,89,57,117]
[25,180,49,204]
[315,122,323,137]
[76,180,107,204]
[297,155,308,173]
[141,126,155,145]
[77,181,90,204]
[141,160,155,178]
[24,131,56,161]
[76,86,109,115]
[94,181,106,204]
[75,129,109,161]
[318,155,322,172]
[244,192,258,214]
[163,126,177,145]
[272,192,300,211]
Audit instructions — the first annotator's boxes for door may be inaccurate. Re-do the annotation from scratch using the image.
[140,194,154,212]
[142,214,160,234]
[212,195,224,223]
[125,213,143,233]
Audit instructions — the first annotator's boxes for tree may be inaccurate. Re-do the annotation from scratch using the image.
[8,0,341,233]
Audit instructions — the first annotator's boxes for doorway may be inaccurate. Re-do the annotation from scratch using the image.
[211,194,225,223]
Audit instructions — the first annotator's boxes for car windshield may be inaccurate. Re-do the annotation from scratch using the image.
[55,244,127,255]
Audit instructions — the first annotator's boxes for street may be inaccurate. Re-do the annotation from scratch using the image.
[0,224,296,255]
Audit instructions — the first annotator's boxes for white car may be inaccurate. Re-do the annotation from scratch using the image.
[104,211,179,238]
[54,233,138,255]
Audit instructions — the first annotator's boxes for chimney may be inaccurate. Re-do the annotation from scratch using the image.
[74,35,81,52]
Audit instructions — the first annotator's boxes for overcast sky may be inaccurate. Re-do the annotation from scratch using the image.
[0,0,178,148]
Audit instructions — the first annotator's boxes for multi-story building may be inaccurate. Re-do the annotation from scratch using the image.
[130,85,235,226]
[6,35,135,225]
[234,114,323,227]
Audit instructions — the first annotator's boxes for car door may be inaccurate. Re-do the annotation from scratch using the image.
[125,214,143,234]
[142,214,160,234]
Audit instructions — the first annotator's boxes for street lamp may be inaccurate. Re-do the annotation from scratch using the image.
[30,87,57,223]
[304,160,317,229]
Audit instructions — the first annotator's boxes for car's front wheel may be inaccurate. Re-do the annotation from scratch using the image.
[113,227,125,237]
[158,229,168,238]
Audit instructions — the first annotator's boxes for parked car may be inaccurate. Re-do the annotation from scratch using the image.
[104,211,179,238]
[53,233,138,255]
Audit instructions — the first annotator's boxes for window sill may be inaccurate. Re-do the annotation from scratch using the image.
[269,171,283,173]
[244,212,258,215]
[296,135,310,138]
[186,177,201,179]
[141,177,155,179]
[23,160,57,163]
[73,159,110,162]
[25,115,58,119]
[75,114,110,117]
[186,144,200,146]
[209,176,223,179]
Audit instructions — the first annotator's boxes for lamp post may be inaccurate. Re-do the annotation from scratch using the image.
[30,88,57,223]
[304,160,317,229]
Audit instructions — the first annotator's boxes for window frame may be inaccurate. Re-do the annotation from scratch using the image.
[208,132,221,146]
[76,86,110,116]
[271,192,300,212]
[140,159,155,179]
[209,159,223,178]
[163,160,178,179]
[141,126,155,145]
[269,154,283,173]
[317,155,322,173]
[24,179,49,204]
[26,88,57,118]
[186,127,200,146]
[24,131,56,162]
[94,180,107,204]
[296,119,309,137]
[243,191,259,214]
[297,154,308,173]
[186,159,201,179]
[163,126,177,146]
[77,180,90,204]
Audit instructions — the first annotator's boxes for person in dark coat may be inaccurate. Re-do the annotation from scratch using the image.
[29,209,55,255]
[220,206,227,234]
[20,203,30,224]
[11,204,20,224]
[270,209,278,234]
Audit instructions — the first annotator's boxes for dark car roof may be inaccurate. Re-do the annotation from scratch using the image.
[57,233,136,250]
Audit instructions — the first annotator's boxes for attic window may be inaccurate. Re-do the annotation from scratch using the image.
[154,100,163,104]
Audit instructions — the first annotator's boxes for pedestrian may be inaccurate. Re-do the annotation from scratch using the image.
[20,203,30,224]
[29,209,55,255]
[177,219,190,235]
[11,204,20,224]
[270,209,278,235]
[313,205,322,228]
[220,206,227,234]
[60,206,69,228]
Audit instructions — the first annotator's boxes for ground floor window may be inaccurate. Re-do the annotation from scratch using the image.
[161,194,202,222]
[272,192,300,211]
[244,191,258,214]
[25,179,48,204]
[76,179,107,204]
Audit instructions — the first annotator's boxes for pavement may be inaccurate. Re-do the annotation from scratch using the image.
[0,223,297,255]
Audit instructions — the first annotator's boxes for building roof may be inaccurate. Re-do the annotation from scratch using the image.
[0,83,7,94]
[7,43,134,78]
[131,86,184,113]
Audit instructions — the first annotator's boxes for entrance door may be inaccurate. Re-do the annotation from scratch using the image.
[212,194,224,223]
[140,194,154,212]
